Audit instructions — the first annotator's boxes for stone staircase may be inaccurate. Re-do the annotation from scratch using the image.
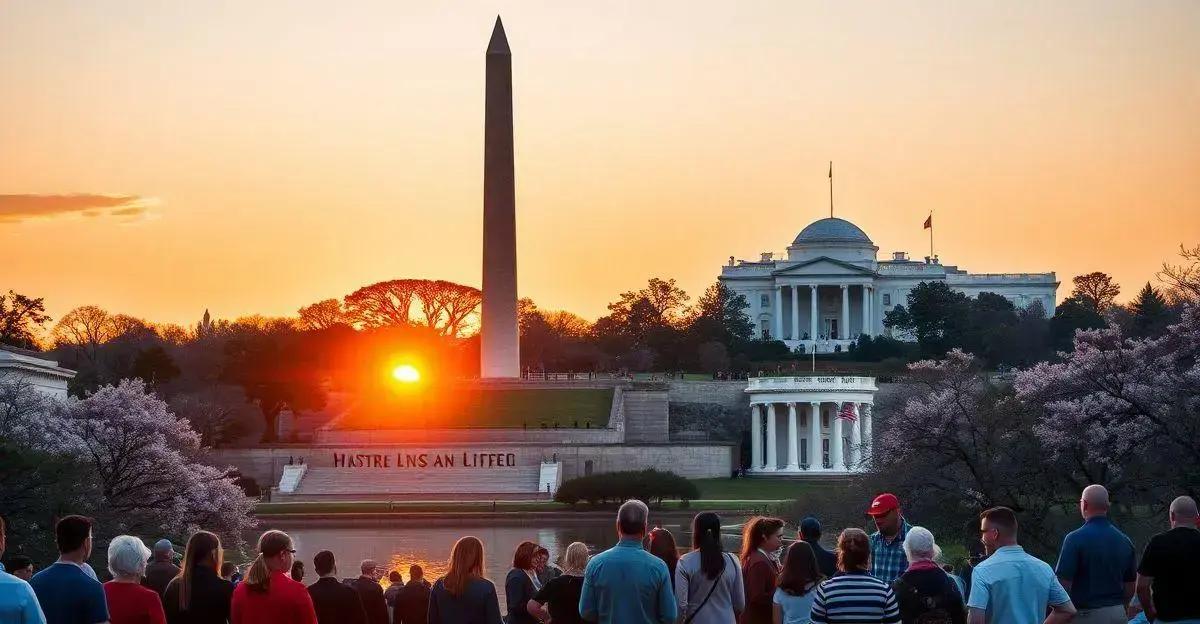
[281,466,543,500]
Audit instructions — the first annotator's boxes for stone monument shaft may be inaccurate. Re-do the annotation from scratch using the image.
[481,16,520,378]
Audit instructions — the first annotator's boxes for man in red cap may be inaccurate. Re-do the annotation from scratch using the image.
[867,492,911,583]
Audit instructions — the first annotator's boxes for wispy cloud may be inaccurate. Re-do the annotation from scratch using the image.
[0,194,157,223]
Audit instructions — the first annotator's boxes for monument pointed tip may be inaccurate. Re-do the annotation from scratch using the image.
[487,15,510,55]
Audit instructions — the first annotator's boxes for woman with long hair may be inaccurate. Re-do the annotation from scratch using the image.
[772,542,823,624]
[427,536,502,624]
[103,535,167,624]
[676,512,744,624]
[230,530,317,624]
[644,528,680,590]
[505,541,540,624]
[163,531,233,624]
[809,529,899,624]
[526,542,590,624]
[740,516,785,624]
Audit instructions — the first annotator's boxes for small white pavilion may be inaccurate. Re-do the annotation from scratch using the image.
[746,375,876,475]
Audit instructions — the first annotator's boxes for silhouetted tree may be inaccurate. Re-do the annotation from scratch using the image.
[297,298,349,330]
[1049,295,1106,352]
[1071,272,1121,314]
[1129,282,1171,338]
[221,325,326,442]
[1158,243,1200,305]
[0,290,51,349]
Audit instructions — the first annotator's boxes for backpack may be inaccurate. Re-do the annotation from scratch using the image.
[893,573,958,624]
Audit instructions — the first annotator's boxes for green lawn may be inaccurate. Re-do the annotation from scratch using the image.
[337,387,614,429]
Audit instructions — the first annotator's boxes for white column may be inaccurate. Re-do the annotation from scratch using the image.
[791,286,800,341]
[840,284,850,340]
[831,411,844,471]
[849,403,862,468]
[765,403,778,471]
[861,285,871,337]
[786,403,799,471]
[777,286,787,340]
[861,403,873,464]
[809,285,819,341]
[809,402,822,471]
[750,404,762,471]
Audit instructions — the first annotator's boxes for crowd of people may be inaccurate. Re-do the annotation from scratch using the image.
[1,487,1198,624]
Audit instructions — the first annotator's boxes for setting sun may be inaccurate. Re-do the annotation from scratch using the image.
[391,364,420,383]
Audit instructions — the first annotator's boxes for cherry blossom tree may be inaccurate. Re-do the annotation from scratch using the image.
[870,350,1067,555]
[1015,305,1200,505]
[0,378,255,549]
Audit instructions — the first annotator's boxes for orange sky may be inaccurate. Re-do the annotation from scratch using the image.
[2,1,1197,327]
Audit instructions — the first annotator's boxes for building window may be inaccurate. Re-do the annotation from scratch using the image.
[883,293,891,306]
[800,413,807,428]
[760,321,770,340]
[800,441,808,467]
[760,294,769,308]
[584,460,593,476]
[822,413,829,428]
[822,438,830,468]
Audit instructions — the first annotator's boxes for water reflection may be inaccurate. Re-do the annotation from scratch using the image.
[270,516,749,613]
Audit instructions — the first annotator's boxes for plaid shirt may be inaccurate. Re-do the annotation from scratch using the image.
[870,518,912,584]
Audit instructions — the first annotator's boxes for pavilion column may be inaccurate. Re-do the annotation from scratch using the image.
[791,286,800,341]
[809,402,822,471]
[831,411,844,471]
[861,285,871,337]
[774,286,783,341]
[765,403,778,471]
[785,403,799,471]
[840,284,850,340]
[809,285,819,341]
[750,404,762,471]
[849,402,862,469]
[861,403,873,464]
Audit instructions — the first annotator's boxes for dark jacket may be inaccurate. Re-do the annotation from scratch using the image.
[740,550,779,624]
[892,567,966,624]
[504,569,538,624]
[808,540,838,578]
[353,576,390,624]
[393,578,429,624]
[427,577,502,624]
[162,565,233,624]
[145,560,182,597]
[309,577,367,624]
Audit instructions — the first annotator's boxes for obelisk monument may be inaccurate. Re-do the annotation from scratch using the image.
[481,16,520,378]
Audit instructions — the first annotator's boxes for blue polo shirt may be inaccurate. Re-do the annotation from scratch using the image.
[1055,516,1136,609]
[0,565,47,624]
[967,545,1071,624]
[579,538,677,624]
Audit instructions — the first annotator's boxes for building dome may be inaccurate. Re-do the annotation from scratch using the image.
[792,218,873,246]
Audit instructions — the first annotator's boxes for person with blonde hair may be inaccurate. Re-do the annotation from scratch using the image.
[163,531,233,624]
[891,526,964,624]
[527,542,590,624]
[230,530,317,624]
[103,535,167,624]
[427,536,502,624]
[810,528,900,623]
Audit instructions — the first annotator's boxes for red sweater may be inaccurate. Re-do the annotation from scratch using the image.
[104,581,167,624]
[231,571,318,624]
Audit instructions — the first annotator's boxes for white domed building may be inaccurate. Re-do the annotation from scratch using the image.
[719,217,1059,353]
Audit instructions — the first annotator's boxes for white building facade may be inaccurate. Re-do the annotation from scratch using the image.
[719,217,1059,353]
[0,346,75,400]
[747,375,876,475]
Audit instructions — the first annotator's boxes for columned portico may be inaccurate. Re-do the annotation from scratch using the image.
[746,376,877,476]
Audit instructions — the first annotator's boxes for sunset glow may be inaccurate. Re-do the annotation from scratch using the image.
[391,364,420,384]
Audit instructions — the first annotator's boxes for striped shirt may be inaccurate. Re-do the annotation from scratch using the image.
[811,571,900,624]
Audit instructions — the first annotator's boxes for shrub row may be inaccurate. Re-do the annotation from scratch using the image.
[554,469,699,506]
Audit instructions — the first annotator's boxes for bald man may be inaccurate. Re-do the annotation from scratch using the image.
[1136,496,1200,624]
[1055,485,1136,624]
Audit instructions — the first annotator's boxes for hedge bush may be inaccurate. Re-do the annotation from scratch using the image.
[554,469,700,506]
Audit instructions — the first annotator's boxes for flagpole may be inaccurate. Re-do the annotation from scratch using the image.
[929,210,934,259]
[828,161,834,219]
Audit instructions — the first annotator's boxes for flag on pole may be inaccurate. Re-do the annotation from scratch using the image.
[837,402,857,422]
[923,214,932,229]
[828,162,833,179]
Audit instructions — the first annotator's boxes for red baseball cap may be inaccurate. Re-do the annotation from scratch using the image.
[867,493,900,517]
